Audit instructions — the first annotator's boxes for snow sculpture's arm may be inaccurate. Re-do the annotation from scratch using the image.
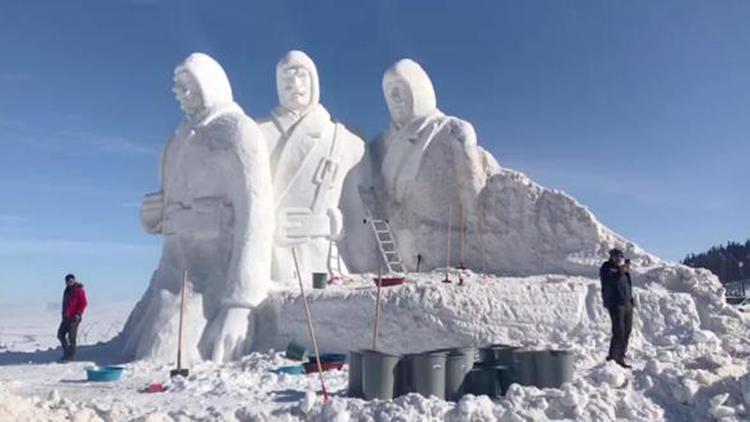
[139,133,177,234]
[204,117,273,362]
[338,142,379,272]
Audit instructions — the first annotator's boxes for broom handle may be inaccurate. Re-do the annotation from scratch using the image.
[291,248,329,401]
[373,266,383,350]
[177,270,186,370]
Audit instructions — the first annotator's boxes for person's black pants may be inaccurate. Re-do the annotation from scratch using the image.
[606,304,633,361]
[57,318,80,359]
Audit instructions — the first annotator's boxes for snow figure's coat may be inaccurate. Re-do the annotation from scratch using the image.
[258,50,376,285]
[120,53,273,362]
[374,59,654,276]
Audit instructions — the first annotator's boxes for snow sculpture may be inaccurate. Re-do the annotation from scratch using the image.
[374,59,653,276]
[258,50,375,284]
[121,53,273,362]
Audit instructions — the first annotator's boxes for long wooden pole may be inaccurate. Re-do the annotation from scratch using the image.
[176,270,187,370]
[373,266,383,350]
[291,248,329,401]
[444,205,453,283]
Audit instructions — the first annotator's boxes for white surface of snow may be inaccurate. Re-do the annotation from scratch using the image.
[2,269,750,421]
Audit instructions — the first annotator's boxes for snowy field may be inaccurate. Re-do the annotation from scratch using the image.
[1,270,750,421]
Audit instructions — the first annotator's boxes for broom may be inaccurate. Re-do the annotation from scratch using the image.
[291,248,329,401]
[170,270,189,378]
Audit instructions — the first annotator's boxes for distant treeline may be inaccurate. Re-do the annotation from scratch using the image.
[683,240,750,283]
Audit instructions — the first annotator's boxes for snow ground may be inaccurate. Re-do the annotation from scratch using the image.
[1,270,750,421]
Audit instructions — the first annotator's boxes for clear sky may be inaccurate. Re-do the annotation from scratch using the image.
[0,0,748,304]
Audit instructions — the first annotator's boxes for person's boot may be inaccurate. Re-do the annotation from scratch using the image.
[615,359,632,369]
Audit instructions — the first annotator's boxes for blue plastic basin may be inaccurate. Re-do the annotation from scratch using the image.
[86,366,124,382]
[271,365,304,375]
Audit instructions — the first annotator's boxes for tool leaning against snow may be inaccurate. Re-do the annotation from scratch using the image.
[291,248,329,402]
[359,186,407,287]
[170,270,189,378]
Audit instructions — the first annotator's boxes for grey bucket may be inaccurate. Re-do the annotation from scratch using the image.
[411,350,448,399]
[512,350,544,386]
[444,348,476,401]
[536,350,574,388]
[348,350,363,398]
[362,349,401,400]
[467,364,511,398]
[312,272,328,289]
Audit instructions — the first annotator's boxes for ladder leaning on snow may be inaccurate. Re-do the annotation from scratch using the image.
[358,186,405,274]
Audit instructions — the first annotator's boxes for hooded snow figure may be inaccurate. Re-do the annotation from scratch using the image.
[258,50,375,285]
[373,59,647,275]
[373,59,487,272]
[120,53,273,362]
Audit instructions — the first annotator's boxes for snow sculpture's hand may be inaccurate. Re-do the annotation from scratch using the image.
[326,207,344,240]
[140,192,164,234]
[207,307,251,362]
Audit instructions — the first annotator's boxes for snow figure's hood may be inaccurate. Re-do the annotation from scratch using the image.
[174,53,234,113]
[275,50,320,116]
[383,59,438,125]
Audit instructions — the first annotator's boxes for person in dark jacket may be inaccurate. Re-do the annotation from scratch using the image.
[58,273,87,361]
[600,249,635,369]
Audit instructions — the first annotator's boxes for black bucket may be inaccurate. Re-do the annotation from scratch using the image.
[411,350,448,399]
[348,350,363,398]
[467,364,511,398]
[362,349,401,400]
[395,353,417,397]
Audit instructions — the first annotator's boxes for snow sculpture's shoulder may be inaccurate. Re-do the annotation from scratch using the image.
[332,119,366,161]
[203,108,262,153]
[436,114,477,147]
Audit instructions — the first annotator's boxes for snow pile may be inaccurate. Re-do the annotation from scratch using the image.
[0,269,748,421]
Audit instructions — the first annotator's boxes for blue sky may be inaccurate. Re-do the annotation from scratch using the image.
[1,1,748,303]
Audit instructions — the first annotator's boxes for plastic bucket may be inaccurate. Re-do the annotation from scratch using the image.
[395,353,417,397]
[312,272,328,289]
[512,350,542,386]
[536,350,574,388]
[285,341,307,361]
[348,351,363,398]
[362,349,401,400]
[445,351,474,401]
[411,351,448,399]
[85,366,124,382]
[484,345,518,366]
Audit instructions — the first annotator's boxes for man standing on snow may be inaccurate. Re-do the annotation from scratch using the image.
[600,249,634,368]
[58,273,87,361]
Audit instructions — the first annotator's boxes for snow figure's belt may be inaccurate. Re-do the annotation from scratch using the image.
[276,207,336,246]
[162,202,233,239]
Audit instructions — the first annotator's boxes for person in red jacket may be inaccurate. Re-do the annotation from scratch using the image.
[58,273,87,361]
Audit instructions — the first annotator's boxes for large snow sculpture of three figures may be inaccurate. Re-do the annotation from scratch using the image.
[121,51,646,362]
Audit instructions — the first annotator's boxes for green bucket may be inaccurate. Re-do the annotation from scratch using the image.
[313,272,328,289]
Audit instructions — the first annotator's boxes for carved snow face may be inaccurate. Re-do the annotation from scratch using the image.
[278,66,312,112]
[173,71,204,117]
[385,78,413,128]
